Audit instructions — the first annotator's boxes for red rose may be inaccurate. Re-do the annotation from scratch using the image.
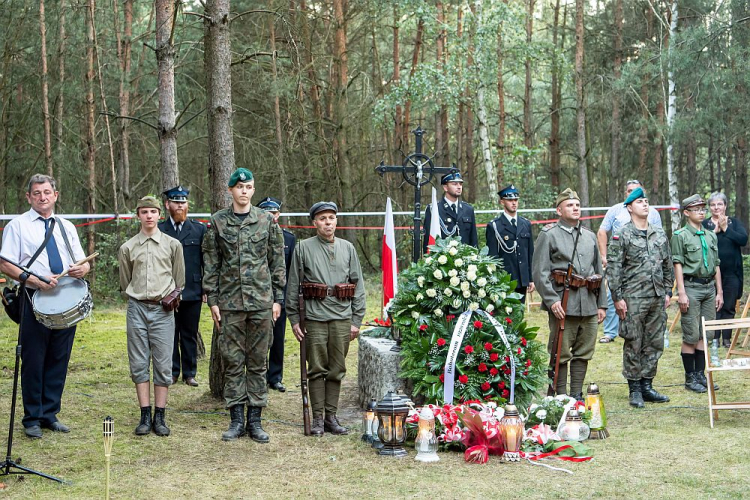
[446,314,456,321]
[498,381,506,389]
[437,338,446,347]
[419,324,428,331]
[478,363,488,373]
[505,317,512,324]
[489,353,499,362]
[523,370,529,376]
[525,359,532,367]
[459,374,469,384]
[503,367,511,375]
[484,342,493,351]
[504,356,511,364]
[517,347,522,355]
[490,367,499,376]
[464,345,474,354]
[481,382,491,391]
[439,373,445,383]
[473,320,483,329]
[488,310,495,316]
[502,389,510,398]
[521,337,527,347]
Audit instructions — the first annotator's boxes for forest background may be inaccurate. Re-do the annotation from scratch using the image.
[1,0,749,297]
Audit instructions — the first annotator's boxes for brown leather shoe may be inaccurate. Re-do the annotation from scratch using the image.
[184,377,199,387]
[311,416,324,437]
[324,413,349,435]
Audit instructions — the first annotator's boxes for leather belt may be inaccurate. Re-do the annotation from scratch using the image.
[137,299,162,306]
[685,275,714,285]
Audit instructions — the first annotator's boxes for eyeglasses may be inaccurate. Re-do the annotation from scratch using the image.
[686,208,707,213]
[626,179,641,186]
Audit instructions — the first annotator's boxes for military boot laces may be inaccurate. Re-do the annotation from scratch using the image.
[246,407,270,443]
[310,415,324,437]
[627,380,645,408]
[685,372,707,393]
[135,406,152,436]
[695,371,718,391]
[222,405,246,441]
[153,407,171,437]
[640,379,670,403]
[324,413,349,435]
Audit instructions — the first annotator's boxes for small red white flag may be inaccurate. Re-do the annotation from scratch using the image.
[427,187,440,252]
[382,197,398,313]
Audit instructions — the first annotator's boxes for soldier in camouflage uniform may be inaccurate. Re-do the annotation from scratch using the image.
[671,194,723,394]
[532,188,607,400]
[605,188,673,408]
[202,168,286,443]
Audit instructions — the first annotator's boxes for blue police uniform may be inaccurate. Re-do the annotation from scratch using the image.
[423,172,478,253]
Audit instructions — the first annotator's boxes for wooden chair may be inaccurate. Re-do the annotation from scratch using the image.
[701,316,750,428]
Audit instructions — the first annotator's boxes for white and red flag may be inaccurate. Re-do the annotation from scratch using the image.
[427,187,440,252]
[382,197,398,313]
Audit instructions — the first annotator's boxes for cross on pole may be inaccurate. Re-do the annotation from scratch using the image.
[376,127,457,263]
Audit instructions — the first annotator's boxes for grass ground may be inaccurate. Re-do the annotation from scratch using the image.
[0,285,748,500]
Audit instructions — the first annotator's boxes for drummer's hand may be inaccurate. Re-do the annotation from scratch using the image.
[210,305,221,328]
[66,263,88,279]
[30,275,58,291]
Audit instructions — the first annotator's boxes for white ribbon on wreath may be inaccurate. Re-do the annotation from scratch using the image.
[443,309,517,405]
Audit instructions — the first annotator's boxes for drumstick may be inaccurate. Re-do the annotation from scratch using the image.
[57,252,99,278]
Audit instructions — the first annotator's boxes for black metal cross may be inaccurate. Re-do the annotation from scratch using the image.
[376,127,457,263]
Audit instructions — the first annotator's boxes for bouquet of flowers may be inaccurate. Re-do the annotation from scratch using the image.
[390,238,548,409]
[525,395,592,429]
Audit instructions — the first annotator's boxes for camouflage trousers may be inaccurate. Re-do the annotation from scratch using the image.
[219,310,272,408]
[306,319,351,416]
[619,296,666,380]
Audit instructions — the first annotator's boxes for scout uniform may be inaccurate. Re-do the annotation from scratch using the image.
[531,188,607,398]
[423,172,478,253]
[202,168,286,442]
[606,188,673,407]
[257,196,296,393]
[158,186,206,387]
[671,194,721,393]
[286,201,366,436]
[486,184,534,302]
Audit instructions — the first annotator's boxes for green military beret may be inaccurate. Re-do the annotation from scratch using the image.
[228,168,254,187]
[624,186,646,206]
[555,188,580,207]
[681,194,706,210]
[136,195,161,211]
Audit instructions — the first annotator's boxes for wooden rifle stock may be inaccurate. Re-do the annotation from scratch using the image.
[299,292,312,436]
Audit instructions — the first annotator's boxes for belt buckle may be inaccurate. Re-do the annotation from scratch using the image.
[327,288,335,297]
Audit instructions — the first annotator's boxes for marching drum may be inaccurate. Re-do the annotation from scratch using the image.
[32,277,93,330]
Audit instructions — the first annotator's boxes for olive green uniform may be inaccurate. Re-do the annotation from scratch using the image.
[202,207,286,408]
[670,225,720,344]
[532,220,607,396]
[286,236,366,416]
[606,222,674,381]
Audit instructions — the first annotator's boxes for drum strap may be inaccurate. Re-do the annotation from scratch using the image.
[54,217,76,262]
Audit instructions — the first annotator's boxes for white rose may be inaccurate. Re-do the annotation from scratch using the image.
[468,264,478,273]
[469,302,479,311]
[448,269,458,277]
[452,298,462,308]
[448,247,458,256]
[500,292,506,300]
[411,311,420,319]
[426,288,437,298]
[467,272,477,281]
[543,396,554,403]
[529,404,539,412]
[454,258,464,267]
[535,410,547,420]
[434,309,443,317]
[505,307,513,315]
[490,294,499,303]
[450,276,460,287]
[444,288,453,297]
[417,276,425,287]
[433,270,443,279]
[449,240,459,247]
[478,289,486,298]
[438,255,448,265]
[460,281,470,292]
[487,264,496,273]
[462,290,471,298]
[424,257,433,265]
[486,304,494,313]
[477,277,487,287]
[416,293,424,301]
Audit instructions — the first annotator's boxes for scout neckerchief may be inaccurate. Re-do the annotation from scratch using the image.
[694,228,709,270]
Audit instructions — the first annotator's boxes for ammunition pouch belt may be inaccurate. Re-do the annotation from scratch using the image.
[552,270,603,291]
[301,282,356,301]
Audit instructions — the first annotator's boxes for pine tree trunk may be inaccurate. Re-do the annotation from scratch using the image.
[402,19,424,151]
[157,0,179,192]
[608,0,623,205]
[85,0,97,257]
[666,0,680,230]
[39,0,53,176]
[473,1,496,199]
[549,0,562,189]
[436,1,449,168]
[117,0,133,203]
[55,0,66,156]
[300,0,322,209]
[496,1,506,188]
[270,20,287,203]
[523,0,535,152]
[575,0,589,208]
[393,7,402,157]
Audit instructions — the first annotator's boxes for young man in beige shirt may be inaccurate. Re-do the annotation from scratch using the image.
[119,196,185,436]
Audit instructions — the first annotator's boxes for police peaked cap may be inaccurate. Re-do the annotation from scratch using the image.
[498,184,520,199]
[441,172,464,185]
[163,185,189,202]
[257,197,282,211]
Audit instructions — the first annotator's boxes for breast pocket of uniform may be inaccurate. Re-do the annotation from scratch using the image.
[685,244,701,264]
[219,228,239,255]
[248,230,269,260]
[519,231,531,240]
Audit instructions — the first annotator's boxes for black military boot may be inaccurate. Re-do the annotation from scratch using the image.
[246,407,269,443]
[324,413,349,435]
[222,405,246,441]
[640,378,669,403]
[153,407,170,436]
[695,371,718,391]
[135,406,152,436]
[684,372,707,393]
[628,379,644,408]
[310,415,324,437]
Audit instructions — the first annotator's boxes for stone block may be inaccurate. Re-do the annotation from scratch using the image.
[357,336,406,409]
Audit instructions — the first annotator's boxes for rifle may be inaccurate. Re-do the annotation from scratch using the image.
[548,224,582,396]
[298,260,312,435]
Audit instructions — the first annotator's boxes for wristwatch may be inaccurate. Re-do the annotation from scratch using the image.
[18,272,29,283]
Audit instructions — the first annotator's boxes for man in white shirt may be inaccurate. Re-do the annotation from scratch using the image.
[0,174,89,439]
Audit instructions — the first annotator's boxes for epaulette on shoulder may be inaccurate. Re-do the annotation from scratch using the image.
[674,228,683,235]
[541,223,555,232]
[581,225,593,232]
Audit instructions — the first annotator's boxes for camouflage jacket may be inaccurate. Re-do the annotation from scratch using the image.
[606,221,674,301]
[202,207,286,311]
